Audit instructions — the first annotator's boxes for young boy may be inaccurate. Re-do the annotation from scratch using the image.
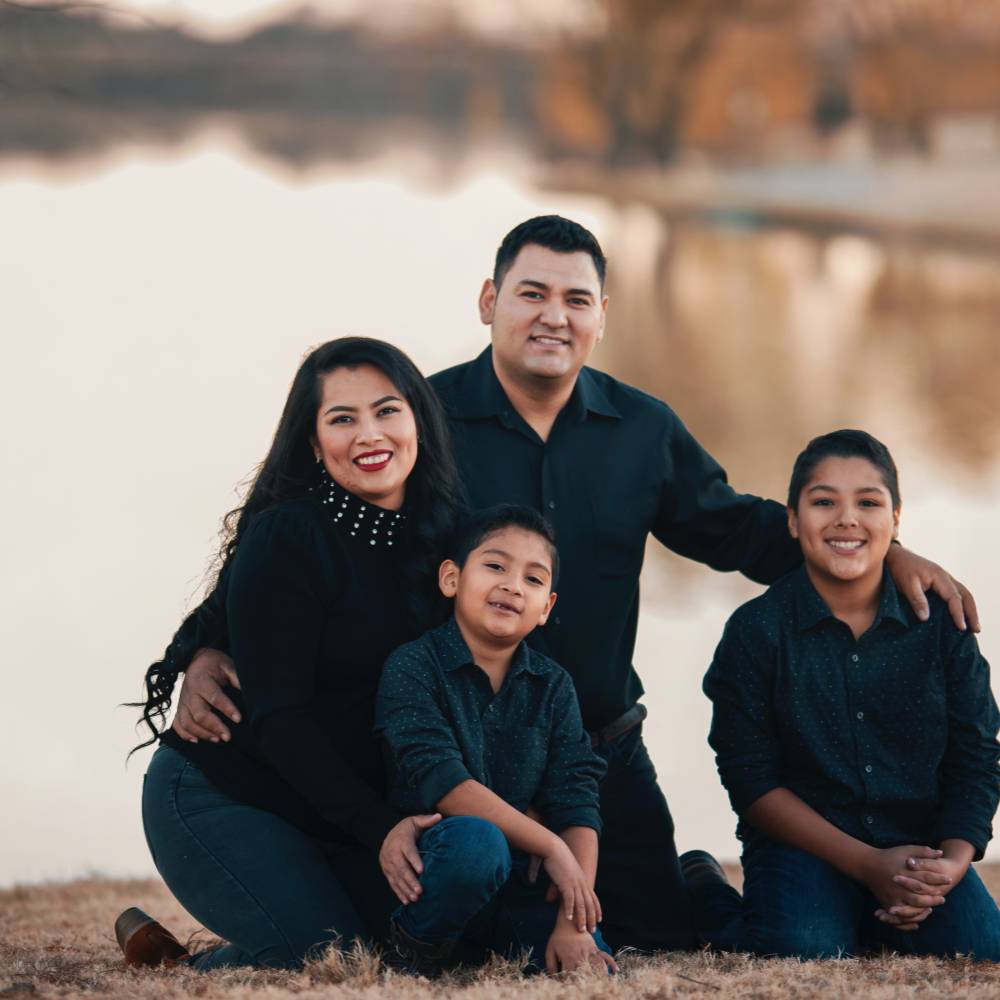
[375,504,617,974]
[688,430,1000,960]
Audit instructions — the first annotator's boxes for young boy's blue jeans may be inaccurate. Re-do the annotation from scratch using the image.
[395,816,613,970]
[691,840,1000,961]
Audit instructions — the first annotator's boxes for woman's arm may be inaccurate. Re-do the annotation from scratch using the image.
[227,505,398,850]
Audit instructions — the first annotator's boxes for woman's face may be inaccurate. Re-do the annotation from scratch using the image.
[312,364,419,510]
[788,455,899,588]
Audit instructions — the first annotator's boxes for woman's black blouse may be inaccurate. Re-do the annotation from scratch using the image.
[160,488,413,850]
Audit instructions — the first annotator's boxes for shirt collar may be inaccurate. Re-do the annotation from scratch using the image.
[450,347,621,424]
[435,615,546,676]
[794,564,910,632]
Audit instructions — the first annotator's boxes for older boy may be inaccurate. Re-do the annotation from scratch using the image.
[375,505,616,974]
[690,431,1000,960]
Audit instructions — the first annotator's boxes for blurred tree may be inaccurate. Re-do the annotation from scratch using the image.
[582,0,803,165]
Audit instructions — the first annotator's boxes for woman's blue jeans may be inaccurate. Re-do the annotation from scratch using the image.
[691,840,1000,961]
[142,745,396,970]
[394,816,613,971]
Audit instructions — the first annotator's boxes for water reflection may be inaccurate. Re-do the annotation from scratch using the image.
[597,211,1000,496]
[1,144,997,885]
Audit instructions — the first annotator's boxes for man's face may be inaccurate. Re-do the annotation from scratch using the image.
[479,244,608,387]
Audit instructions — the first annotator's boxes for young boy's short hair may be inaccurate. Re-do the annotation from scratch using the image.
[451,504,560,588]
[787,429,900,510]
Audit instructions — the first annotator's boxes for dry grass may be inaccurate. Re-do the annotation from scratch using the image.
[1,866,998,999]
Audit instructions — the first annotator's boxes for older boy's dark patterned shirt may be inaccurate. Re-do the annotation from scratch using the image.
[376,616,606,834]
[704,565,1000,859]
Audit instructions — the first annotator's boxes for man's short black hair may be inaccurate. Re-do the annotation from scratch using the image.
[787,429,900,510]
[451,504,559,588]
[493,215,606,291]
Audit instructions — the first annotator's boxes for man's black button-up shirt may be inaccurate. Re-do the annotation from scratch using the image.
[429,348,801,730]
[704,566,1000,859]
[375,617,606,834]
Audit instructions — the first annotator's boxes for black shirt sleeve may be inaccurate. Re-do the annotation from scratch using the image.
[703,612,784,815]
[653,410,801,585]
[934,628,1000,860]
[532,670,606,835]
[376,643,474,811]
[227,505,399,850]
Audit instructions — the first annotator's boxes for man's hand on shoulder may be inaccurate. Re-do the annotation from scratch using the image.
[885,544,980,632]
[172,648,241,743]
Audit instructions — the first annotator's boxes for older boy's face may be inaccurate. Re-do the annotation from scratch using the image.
[440,527,557,644]
[787,456,899,588]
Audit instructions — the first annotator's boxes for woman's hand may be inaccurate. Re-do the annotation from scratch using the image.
[542,839,601,934]
[544,919,618,975]
[378,814,442,905]
[172,648,241,743]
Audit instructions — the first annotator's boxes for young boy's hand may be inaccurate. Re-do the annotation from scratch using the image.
[545,918,618,975]
[543,840,601,933]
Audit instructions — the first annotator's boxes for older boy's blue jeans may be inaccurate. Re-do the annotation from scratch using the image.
[395,816,612,970]
[691,840,1000,961]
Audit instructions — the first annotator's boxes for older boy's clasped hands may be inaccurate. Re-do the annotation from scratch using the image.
[872,840,975,931]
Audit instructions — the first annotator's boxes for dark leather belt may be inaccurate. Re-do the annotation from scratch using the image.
[589,703,647,748]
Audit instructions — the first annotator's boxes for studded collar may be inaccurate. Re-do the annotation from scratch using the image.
[311,469,406,548]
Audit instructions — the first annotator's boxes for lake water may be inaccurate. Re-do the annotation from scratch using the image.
[2,135,998,886]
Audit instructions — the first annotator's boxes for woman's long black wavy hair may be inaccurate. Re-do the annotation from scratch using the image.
[131,337,465,752]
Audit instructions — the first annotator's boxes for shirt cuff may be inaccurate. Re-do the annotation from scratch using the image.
[545,805,602,837]
[417,758,473,811]
[933,819,991,862]
[728,774,782,815]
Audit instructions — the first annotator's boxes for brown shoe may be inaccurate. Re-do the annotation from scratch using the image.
[114,907,191,967]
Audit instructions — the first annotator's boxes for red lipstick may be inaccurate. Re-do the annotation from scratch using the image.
[354,450,392,472]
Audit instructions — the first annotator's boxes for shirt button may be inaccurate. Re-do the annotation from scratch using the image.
[865,764,873,773]
[851,654,860,663]
[865,815,874,825]
[856,711,864,720]
[547,500,556,510]
[553,617,561,626]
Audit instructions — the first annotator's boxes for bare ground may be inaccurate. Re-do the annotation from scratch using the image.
[1,866,998,999]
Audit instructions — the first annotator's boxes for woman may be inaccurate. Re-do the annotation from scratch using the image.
[122,338,464,970]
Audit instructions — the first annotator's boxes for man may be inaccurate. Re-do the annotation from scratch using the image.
[163,216,977,951]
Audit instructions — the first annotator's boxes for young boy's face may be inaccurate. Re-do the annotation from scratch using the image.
[787,455,900,587]
[439,526,557,644]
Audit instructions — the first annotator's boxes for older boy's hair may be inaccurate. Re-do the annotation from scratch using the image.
[493,215,606,291]
[787,429,900,509]
[452,504,560,587]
